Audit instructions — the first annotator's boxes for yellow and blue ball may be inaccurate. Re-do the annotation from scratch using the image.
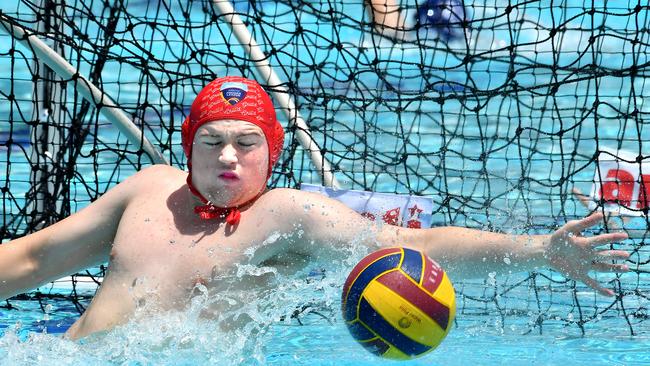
[342,247,456,360]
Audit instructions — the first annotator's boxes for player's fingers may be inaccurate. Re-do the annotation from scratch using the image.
[569,190,626,227]
[564,212,604,233]
[586,232,628,247]
[591,262,630,273]
[576,273,614,297]
[595,250,630,260]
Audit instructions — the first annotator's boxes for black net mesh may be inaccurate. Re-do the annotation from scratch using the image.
[0,0,648,335]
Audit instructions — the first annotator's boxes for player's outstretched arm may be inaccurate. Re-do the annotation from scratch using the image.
[0,165,161,301]
[266,189,629,297]
[386,212,629,296]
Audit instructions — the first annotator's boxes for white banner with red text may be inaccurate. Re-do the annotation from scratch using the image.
[300,184,434,228]
[589,148,650,215]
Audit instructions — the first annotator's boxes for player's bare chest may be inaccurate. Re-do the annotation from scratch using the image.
[110,201,254,277]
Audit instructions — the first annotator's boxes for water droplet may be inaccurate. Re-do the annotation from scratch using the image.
[503,256,511,265]
[487,272,497,286]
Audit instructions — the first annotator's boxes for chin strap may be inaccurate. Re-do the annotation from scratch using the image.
[186,174,258,226]
[193,204,242,225]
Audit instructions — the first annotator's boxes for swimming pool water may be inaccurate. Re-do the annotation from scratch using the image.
[1,286,649,366]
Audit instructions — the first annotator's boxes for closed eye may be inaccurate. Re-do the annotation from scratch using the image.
[238,140,257,147]
[237,136,263,147]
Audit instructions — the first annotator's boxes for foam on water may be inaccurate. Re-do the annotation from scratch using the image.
[0,231,373,366]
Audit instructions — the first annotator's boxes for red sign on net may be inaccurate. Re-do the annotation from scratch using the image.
[590,154,650,215]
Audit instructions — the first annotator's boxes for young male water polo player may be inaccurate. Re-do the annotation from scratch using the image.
[0,76,630,340]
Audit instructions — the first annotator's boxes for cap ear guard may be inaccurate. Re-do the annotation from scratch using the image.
[269,122,285,173]
[181,116,192,159]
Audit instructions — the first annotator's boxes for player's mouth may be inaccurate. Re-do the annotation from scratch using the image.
[218,171,240,181]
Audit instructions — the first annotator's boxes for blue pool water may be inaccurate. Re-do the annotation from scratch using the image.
[1,284,648,365]
[1,0,649,364]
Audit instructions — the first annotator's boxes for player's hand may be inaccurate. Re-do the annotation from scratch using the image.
[572,187,644,238]
[544,212,629,296]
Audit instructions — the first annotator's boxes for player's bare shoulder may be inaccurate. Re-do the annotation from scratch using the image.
[134,164,185,181]
[127,164,186,193]
[254,187,336,222]
[255,188,315,212]
[96,164,188,211]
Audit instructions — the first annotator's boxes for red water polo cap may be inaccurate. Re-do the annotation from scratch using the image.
[182,76,284,176]
[181,76,285,225]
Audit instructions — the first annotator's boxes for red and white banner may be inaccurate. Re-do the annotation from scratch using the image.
[300,183,433,228]
[589,149,650,215]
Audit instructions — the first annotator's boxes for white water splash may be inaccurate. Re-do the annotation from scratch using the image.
[0,231,374,366]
